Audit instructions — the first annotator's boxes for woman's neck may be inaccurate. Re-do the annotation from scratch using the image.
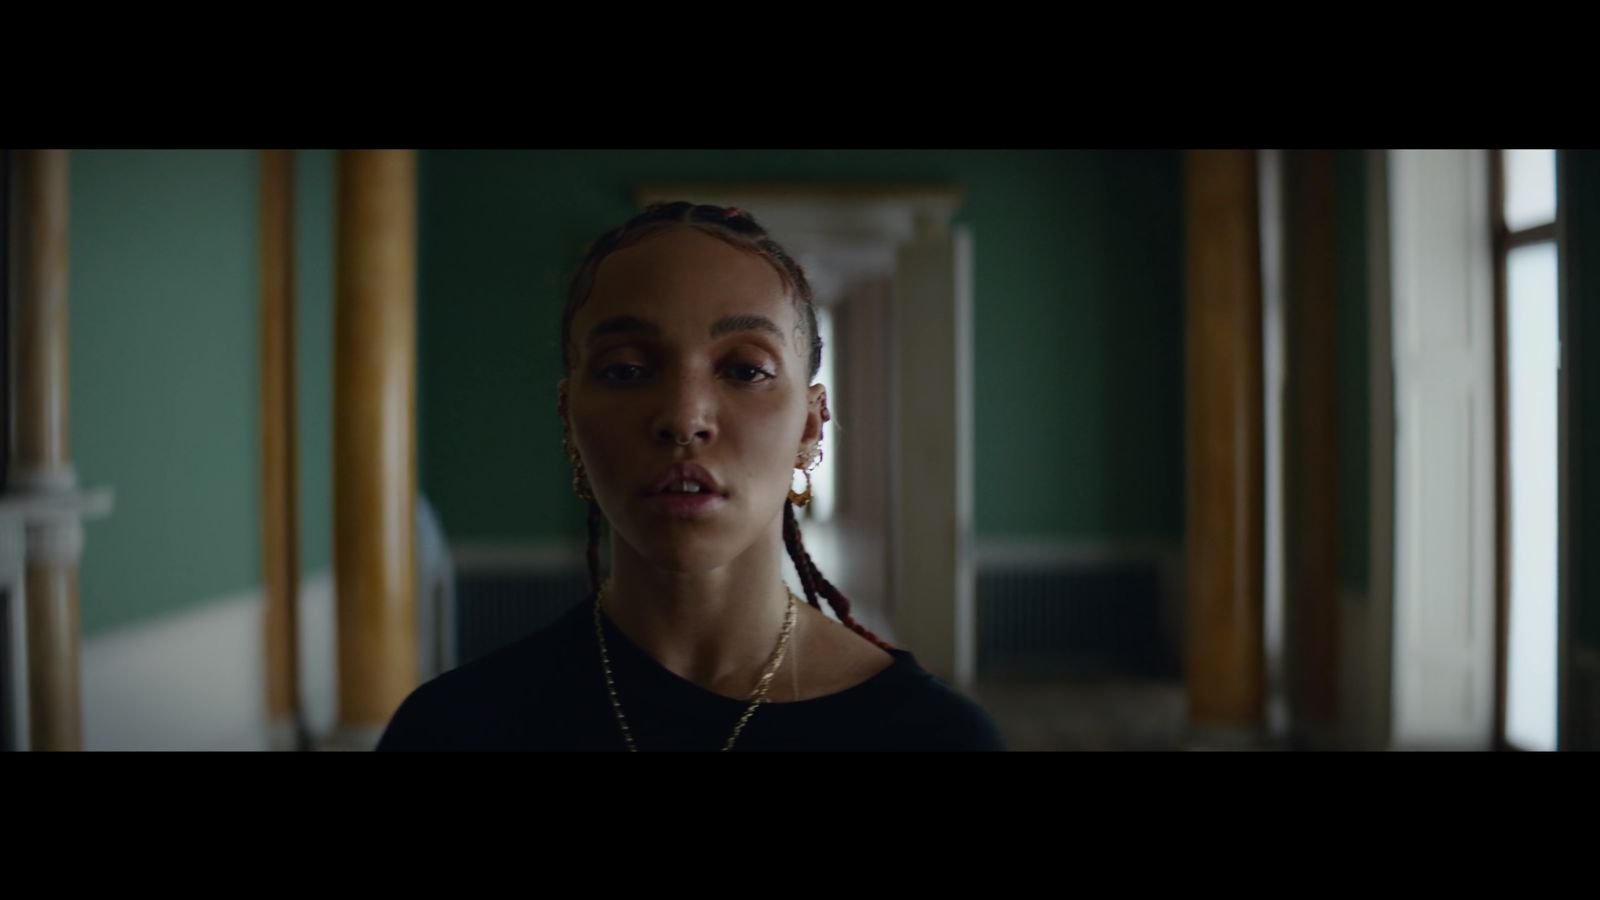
[601,527,795,699]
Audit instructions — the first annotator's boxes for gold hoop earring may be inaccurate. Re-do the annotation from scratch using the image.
[788,468,813,507]
[564,435,594,503]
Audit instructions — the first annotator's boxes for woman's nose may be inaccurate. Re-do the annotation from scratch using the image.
[652,376,716,447]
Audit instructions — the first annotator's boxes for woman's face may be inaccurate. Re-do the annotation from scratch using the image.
[559,226,824,573]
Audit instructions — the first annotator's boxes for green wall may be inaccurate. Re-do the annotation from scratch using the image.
[71,150,335,635]
[59,146,1592,701]
[63,149,1191,634]
[73,150,263,635]
[416,149,1187,545]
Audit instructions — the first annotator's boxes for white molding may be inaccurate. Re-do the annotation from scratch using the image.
[634,185,964,247]
[5,462,79,493]
[973,537,1181,570]
[0,485,113,519]
[0,486,114,574]
[80,569,336,752]
[0,484,116,748]
[297,570,338,740]
[23,519,83,567]
[792,243,898,307]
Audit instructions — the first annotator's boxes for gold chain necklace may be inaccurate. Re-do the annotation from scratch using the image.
[593,580,798,752]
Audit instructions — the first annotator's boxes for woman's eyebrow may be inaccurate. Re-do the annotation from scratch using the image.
[587,315,659,343]
[708,314,785,341]
[587,314,785,344]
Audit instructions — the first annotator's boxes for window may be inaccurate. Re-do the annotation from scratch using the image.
[1493,149,1562,751]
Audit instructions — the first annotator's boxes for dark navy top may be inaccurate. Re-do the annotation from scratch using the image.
[377,599,1006,752]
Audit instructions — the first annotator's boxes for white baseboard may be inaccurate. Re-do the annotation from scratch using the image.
[297,571,338,741]
[972,537,1181,570]
[82,570,336,752]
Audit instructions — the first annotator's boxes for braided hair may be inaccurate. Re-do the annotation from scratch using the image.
[561,201,893,651]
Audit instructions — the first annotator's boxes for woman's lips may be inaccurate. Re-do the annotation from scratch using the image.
[648,490,727,518]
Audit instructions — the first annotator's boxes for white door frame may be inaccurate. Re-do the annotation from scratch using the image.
[1384,150,1498,749]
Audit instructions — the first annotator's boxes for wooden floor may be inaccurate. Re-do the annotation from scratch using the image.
[970,678,1303,751]
[970,678,1189,751]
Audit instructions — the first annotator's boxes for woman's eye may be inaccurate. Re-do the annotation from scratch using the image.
[600,364,646,382]
[729,363,776,383]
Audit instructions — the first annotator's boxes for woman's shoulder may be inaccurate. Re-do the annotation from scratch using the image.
[779,608,1006,751]
[375,601,595,751]
[772,632,1006,751]
[790,606,896,700]
[864,650,1009,751]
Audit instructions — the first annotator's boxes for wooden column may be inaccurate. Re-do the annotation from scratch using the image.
[1282,150,1341,741]
[9,149,83,751]
[333,150,417,743]
[1184,149,1267,733]
[259,150,307,750]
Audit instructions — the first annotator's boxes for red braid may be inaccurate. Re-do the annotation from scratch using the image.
[783,500,894,651]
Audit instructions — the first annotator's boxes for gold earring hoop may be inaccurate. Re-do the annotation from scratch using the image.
[789,443,821,507]
[788,468,813,507]
[563,434,594,504]
[558,391,595,504]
